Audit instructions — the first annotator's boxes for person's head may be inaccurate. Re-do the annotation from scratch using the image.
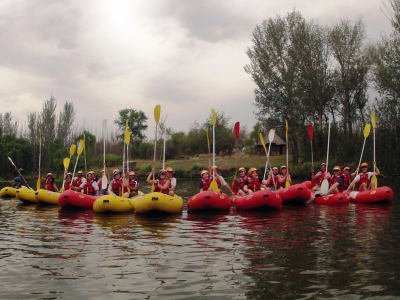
[159,169,167,179]
[272,167,279,175]
[360,162,368,173]
[211,165,219,175]
[101,169,106,175]
[280,166,287,175]
[87,171,95,180]
[19,168,23,173]
[66,172,72,181]
[166,167,174,178]
[343,166,350,174]
[248,168,258,178]
[46,173,54,182]
[128,171,136,180]
[112,169,121,180]
[77,170,84,178]
[320,163,326,172]
[238,167,246,177]
[201,170,209,180]
[333,166,341,176]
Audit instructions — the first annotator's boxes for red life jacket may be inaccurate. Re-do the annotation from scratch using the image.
[124,179,138,193]
[83,180,96,195]
[237,176,247,190]
[358,173,370,186]
[343,174,351,188]
[277,175,286,188]
[111,179,122,196]
[45,179,56,192]
[267,175,279,188]
[154,179,169,194]
[329,175,344,192]
[64,180,71,191]
[247,177,261,191]
[73,177,83,187]
[201,178,212,190]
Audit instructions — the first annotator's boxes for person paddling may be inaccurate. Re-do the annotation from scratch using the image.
[232,167,247,195]
[278,166,291,189]
[312,163,331,191]
[42,173,59,192]
[244,168,267,194]
[80,171,99,196]
[166,167,177,196]
[11,168,24,188]
[147,168,170,194]
[346,162,380,192]
[325,166,345,195]
[63,173,73,191]
[123,171,139,198]
[71,170,86,192]
[209,165,233,195]
[108,169,123,196]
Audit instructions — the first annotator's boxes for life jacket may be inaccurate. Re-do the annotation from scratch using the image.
[343,174,351,189]
[329,175,344,192]
[124,179,138,193]
[154,179,169,194]
[64,180,71,191]
[45,179,56,192]
[267,175,279,188]
[83,180,96,195]
[201,178,212,190]
[237,176,247,190]
[277,175,286,188]
[358,173,370,186]
[73,177,83,187]
[111,179,122,196]
[247,177,261,192]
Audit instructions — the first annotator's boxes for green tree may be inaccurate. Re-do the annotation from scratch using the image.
[114,108,148,143]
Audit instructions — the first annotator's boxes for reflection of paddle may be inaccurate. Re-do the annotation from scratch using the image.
[210,109,219,193]
[36,136,42,190]
[151,105,161,192]
[72,140,84,179]
[307,125,314,173]
[320,122,331,194]
[8,156,31,189]
[285,120,290,187]
[60,157,70,192]
[371,113,377,188]
[101,119,108,190]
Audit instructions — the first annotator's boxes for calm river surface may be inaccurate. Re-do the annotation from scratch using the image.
[0,178,399,299]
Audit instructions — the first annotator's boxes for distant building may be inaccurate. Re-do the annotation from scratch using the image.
[255,133,286,155]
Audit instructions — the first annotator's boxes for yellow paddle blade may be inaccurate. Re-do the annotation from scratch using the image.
[285,120,288,137]
[363,123,371,138]
[210,180,219,193]
[285,180,291,188]
[63,157,70,170]
[124,129,130,145]
[371,113,376,129]
[154,105,161,125]
[36,177,41,190]
[211,108,216,126]
[69,144,76,156]
[77,140,84,155]
[151,182,155,192]
[206,129,210,148]
[371,175,378,189]
[259,133,268,154]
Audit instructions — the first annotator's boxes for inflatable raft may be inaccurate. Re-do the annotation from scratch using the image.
[349,186,394,204]
[16,187,38,203]
[0,186,17,198]
[277,182,312,204]
[234,189,282,210]
[187,191,232,212]
[59,190,99,209]
[133,192,183,214]
[93,195,135,213]
[314,192,350,205]
[36,189,60,205]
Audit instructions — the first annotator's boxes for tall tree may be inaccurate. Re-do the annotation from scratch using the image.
[56,101,75,145]
[39,96,57,167]
[1,112,18,136]
[114,108,148,143]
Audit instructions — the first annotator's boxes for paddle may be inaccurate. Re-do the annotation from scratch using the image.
[307,125,314,173]
[60,157,70,192]
[371,113,377,188]
[206,128,211,167]
[265,129,276,188]
[8,157,32,189]
[151,105,161,192]
[124,119,130,172]
[285,120,290,187]
[71,140,84,180]
[210,108,219,193]
[83,133,87,172]
[320,122,331,194]
[101,119,108,190]
[259,132,268,180]
[36,136,42,190]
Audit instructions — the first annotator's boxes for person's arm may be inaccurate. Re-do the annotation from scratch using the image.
[326,183,338,195]
[287,174,292,184]
[374,162,380,176]
[108,180,115,195]
[159,180,170,191]
[53,183,59,192]
[346,175,359,192]
[147,168,155,184]
[93,181,99,196]
[170,178,177,191]
[351,169,358,177]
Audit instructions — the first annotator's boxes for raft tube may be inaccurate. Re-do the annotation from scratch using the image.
[133,192,183,214]
[187,191,232,212]
[0,186,17,198]
[58,190,99,209]
[234,189,282,210]
[16,187,38,203]
[93,195,135,213]
[36,189,60,205]
[314,192,350,205]
[277,182,312,204]
[349,186,394,204]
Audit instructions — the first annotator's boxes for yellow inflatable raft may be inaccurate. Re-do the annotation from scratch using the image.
[93,195,136,213]
[16,187,38,203]
[133,192,183,214]
[0,186,17,198]
[36,189,60,205]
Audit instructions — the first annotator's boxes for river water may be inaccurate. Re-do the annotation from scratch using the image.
[0,178,399,299]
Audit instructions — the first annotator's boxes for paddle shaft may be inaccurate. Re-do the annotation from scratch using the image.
[83,135,87,172]
[212,124,215,178]
[373,128,376,174]
[71,154,80,180]
[162,137,166,170]
[8,157,31,189]
[310,140,314,172]
[38,137,41,181]
[326,122,331,171]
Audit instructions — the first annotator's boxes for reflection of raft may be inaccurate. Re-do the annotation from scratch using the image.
[234,189,282,210]
[36,189,60,205]
[187,191,232,211]
[59,190,99,209]
[0,186,17,198]
[16,187,38,203]
[315,192,350,205]
[349,186,394,204]
[93,195,135,213]
[277,182,311,204]
[133,192,183,214]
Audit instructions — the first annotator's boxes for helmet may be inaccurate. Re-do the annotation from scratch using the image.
[272,167,278,171]
[280,165,287,170]
[344,166,350,171]
[112,169,121,176]
[361,162,368,168]
[333,166,341,171]
[200,170,209,176]
[77,170,83,175]
[248,168,257,175]
[66,172,72,178]
[46,173,54,178]
[238,167,246,172]
[320,163,326,166]
[19,168,23,172]
[87,171,95,174]
[166,167,173,173]
[159,169,167,174]
[128,171,136,176]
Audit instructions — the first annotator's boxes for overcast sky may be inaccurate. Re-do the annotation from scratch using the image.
[0,0,393,138]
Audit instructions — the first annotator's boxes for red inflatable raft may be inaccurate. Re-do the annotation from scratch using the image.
[58,190,99,209]
[187,191,232,211]
[277,182,312,204]
[314,192,350,205]
[348,186,394,204]
[234,189,282,210]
